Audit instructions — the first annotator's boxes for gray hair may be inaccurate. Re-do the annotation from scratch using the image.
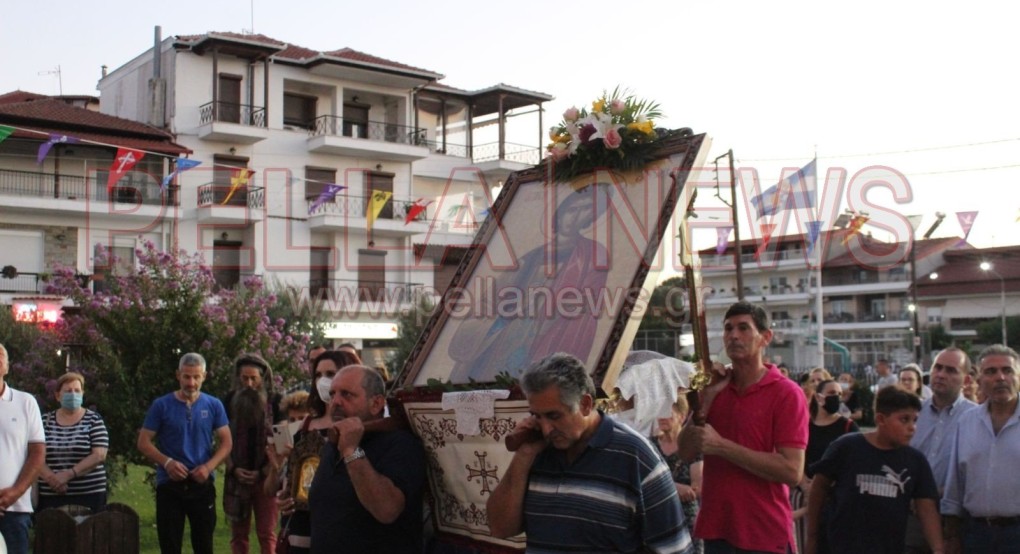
[520,353,594,411]
[977,344,1020,366]
[178,352,207,373]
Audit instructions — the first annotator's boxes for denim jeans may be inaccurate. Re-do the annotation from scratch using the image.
[0,511,32,554]
[963,519,1020,554]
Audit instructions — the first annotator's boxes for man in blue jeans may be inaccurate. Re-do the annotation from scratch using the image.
[0,343,46,554]
[138,352,231,554]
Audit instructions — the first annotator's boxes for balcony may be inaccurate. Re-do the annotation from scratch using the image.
[307,116,429,162]
[306,278,424,311]
[0,168,179,218]
[307,193,430,237]
[415,139,543,182]
[0,272,48,294]
[195,183,265,224]
[198,101,269,144]
[823,310,911,331]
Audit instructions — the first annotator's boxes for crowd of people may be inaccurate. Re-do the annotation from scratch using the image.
[1,299,1019,554]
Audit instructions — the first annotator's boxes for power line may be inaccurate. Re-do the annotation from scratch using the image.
[737,136,1020,162]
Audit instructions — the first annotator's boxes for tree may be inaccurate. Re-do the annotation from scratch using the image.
[638,275,687,331]
[9,241,315,475]
[976,316,1020,347]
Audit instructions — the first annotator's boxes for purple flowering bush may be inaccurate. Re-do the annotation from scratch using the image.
[8,240,317,471]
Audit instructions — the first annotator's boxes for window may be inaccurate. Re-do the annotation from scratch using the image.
[309,247,331,298]
[217,74,242,123]
[358,249,386,302]
[284,93,317,130]
[93,243,134,293]
[305,167,337,201]
[212,240,241,290]
[343,103,369,139]
[927,307,943,325]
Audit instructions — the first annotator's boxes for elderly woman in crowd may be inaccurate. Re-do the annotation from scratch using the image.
[37,372,109,513]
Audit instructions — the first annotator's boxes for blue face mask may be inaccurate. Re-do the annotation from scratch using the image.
[61,392,83,411]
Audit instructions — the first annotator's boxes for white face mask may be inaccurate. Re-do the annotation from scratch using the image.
[316,377,333,403]
[840,382,850,391]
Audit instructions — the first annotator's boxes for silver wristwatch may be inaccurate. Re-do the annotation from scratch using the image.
[343,447,366,465]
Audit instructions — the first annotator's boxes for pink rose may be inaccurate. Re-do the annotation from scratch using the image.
[603,128,622,149]
[563,107,580,122]
[548,142,570,161]
[610,99,626,115]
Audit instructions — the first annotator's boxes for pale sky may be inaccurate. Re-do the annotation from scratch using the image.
[3,0,1018,248]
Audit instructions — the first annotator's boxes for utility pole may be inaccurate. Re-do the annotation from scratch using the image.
[714,150,744,300]
[910,212,946,363]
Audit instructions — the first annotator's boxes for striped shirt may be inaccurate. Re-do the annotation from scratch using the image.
[523,413,693,553]
[38,409,109,496]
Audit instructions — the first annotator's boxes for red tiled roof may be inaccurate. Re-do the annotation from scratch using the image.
[918,245,1020,297]
[0,97,189,155]
[0,90,49,105]
[174,32,442,77]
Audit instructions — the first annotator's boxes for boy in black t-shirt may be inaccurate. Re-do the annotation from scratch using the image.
[805,387,944,554]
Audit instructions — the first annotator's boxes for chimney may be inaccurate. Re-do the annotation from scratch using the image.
[101,65,108,78]
[148,25,167,128]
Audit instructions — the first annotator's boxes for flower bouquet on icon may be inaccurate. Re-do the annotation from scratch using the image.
[545,88,690,182]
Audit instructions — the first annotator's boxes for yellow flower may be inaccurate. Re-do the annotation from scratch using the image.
[592,99,606,113]
[627,120,655,135]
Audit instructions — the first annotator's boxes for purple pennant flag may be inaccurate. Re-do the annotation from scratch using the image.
[161,158,202,189]
[308,184,347,215]
[37,134,80,164]
[956,211,978,247]
[716,227,732,255]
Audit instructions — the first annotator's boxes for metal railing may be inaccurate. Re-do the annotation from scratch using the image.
[306,278,424,304]
[197,183,265,209]
[199,101,266,127]
[310,116,426,146]
[306,193,428,223]
[0,272,48,293]
[471,141,542,165]
[0,168,178,206]
[422,140,470,158]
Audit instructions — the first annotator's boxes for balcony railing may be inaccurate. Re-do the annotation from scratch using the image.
[199,101,266,127]
[310,116,426,146]
[422,139,542,166]
[0,272,48,293]
[307,278,424,304]
[197,184,265,209]
[0,168,178,206]
[307,193,429,223]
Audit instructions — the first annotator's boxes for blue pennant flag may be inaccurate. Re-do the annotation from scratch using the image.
[751,159,817,219]
[161,158,202,189]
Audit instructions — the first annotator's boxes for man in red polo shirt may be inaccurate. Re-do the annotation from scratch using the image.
[680,301,808,554]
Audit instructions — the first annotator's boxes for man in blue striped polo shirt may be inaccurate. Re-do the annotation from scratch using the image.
[487,352,693,553]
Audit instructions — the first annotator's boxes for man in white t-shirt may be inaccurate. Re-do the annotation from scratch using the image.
[0,343,46,554]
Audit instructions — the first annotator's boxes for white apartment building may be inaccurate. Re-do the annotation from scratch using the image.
[3,29,551,361]
[699,228,1020,373]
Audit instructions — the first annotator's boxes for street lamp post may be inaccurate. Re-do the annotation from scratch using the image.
[980,261,1008,347]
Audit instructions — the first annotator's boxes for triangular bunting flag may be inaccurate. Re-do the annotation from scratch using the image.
[160,158,201,190]
[0,125,14,144]
[37,134,79,164]
[404,198,432,225]
[222,168,255,205]
[367,190,393,230]
[754,224,776,260]
[308,184,347,215]
[107,148,145,192]
[716,227,732,256]
[841,214,869,245]
[956,211,978,246]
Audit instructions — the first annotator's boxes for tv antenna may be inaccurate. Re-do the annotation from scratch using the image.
[38,65,63,95]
